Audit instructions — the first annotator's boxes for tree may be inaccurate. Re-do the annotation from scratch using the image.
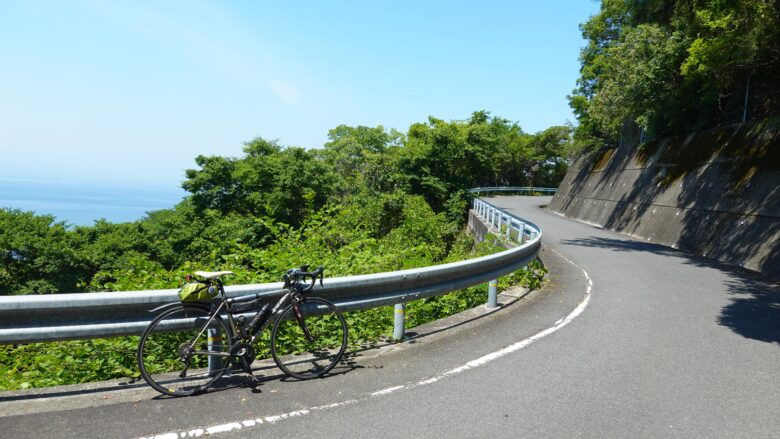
[182,137,337,227]
[527,126,574,187]
[570,0,780,149]
[0,209,88,294]
[395,112,530,209]
[318,125,403,195]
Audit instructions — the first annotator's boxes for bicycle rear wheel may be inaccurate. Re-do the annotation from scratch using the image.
[137,305,232,396]
[270,297,348,379]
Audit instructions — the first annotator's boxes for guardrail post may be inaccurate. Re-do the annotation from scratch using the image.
[393,303,406,341]
[487,279,498,308]
[208,328,224,376]
[506,219,512,239]
[519,222,526,243]
[497,213,502,233]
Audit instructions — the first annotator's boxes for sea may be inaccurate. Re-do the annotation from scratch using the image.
[0,177,188,226]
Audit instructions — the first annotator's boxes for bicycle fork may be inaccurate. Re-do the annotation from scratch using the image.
[292,302,315,343]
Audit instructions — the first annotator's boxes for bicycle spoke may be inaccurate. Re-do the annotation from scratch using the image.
[137,306,231,396]
[271,298,348,379]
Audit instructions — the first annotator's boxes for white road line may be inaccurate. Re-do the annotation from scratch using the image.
[371,385,405,397]
[405,246,592,390]
[139,246,593,439]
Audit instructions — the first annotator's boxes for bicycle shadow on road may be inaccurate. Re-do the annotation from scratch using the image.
[181,350,368,398]
[561,236,780,345]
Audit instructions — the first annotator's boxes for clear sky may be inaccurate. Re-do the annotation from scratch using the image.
[1,0,600,188]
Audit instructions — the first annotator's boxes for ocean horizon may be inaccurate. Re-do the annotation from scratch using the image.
[0,177,188,226]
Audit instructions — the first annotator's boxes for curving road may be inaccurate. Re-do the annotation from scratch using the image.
[1,196,778,438]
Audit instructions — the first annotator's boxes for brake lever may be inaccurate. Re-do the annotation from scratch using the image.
[316,266,324,287]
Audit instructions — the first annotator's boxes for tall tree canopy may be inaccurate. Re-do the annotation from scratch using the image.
[183,138,337,227]
[571,0,780,148]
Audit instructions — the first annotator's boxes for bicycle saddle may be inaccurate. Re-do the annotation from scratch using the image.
[194,270,234,279]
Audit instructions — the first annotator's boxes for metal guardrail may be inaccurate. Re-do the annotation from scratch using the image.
[470,186,557,194]
[0,192,542,344]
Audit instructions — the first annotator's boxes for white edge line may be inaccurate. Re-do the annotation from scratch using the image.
[409,246,592,389]
[370,385,405,397]
[139,246,592,439]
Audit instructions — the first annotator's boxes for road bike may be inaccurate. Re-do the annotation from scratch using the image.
[136,265,348,397]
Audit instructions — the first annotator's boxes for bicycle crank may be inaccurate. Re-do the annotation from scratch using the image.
[229,343,256,373]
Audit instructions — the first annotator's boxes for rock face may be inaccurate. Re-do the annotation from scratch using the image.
[549,118,780,276]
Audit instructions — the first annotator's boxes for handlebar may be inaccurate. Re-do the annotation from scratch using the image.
[284,265,324,292]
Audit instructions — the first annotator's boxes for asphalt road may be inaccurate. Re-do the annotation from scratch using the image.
[2,196,778,438]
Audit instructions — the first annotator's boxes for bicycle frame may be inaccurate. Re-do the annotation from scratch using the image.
[197,280,298,355]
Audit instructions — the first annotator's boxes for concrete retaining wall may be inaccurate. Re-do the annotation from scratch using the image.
[467,210,489,244]
[549,118,780,276]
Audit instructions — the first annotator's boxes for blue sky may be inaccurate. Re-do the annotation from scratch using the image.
[1,1,600,188]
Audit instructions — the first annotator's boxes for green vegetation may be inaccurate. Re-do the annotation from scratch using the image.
[1,111,568,296]
[571,0,780,150]
[0,111,559,390]
[0,232,546,391]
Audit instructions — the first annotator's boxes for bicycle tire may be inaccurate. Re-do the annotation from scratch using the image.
[270,297,348,380]
[137,305,233,396]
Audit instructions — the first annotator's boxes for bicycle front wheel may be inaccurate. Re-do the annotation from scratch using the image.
[270,297,348,379]
[137,305,232,396]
